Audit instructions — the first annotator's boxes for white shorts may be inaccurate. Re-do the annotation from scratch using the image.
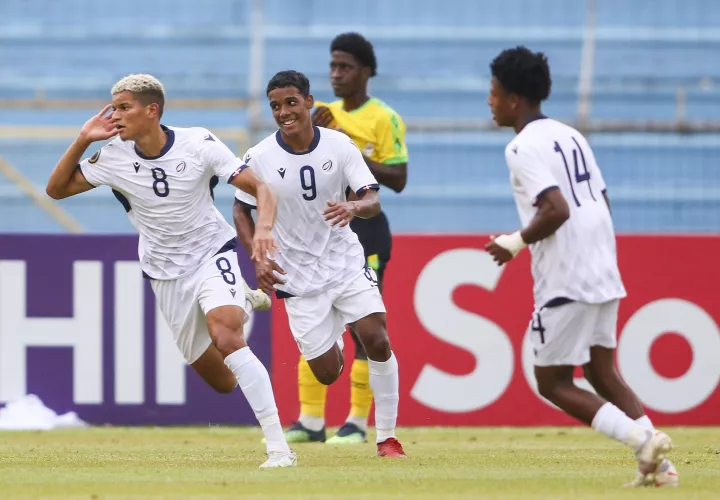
[529,299,619,367]
[284,267,386,361]
[151,249,249,364]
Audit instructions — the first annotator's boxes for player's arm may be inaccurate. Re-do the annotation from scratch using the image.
[228,167,278,262]
[46,104,117,199]
[364,112,408,193]
[485,145,569,265]
[324,138,382,227]
[232,193,286,295]
[232,199,256,258]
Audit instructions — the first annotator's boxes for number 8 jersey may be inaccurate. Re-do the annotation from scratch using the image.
[235,126,379,297]
[78,125,240,280]
[505,117,627,308]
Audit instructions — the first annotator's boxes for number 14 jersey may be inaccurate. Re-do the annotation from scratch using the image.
[79,125,240,280]
[235,126,379,298]
[506,117,627,308]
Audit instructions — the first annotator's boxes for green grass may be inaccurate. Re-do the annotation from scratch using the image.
[0,427,717,499]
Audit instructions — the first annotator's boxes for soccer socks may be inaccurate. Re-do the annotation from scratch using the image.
[298,355,327,431]
[368,352,399,443]
[591,402,651,452]
[347,359,372,431]
[224,347,291,455]
[635,415,655,431]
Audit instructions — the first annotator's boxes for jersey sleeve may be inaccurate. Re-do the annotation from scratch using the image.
[201,132,244,181]
[78,145,115,187]
[374,110,408,165]
[233,149,258,208]
[341,137,380,196]
[506,143,559,205]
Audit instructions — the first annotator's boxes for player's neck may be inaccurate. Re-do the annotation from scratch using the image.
[135,125,168,158]
[342,93,370,113]
[514,108,546,134]
[281,126,316,153]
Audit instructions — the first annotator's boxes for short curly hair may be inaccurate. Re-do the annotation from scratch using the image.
[490,46,552,104]
[331,32,377,77]
[266,70,311,97]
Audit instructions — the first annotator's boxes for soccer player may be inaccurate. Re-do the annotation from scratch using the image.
[232,70,406,458]
[45,74,296,469]
[275,32,408,445]
[484,47,677,487]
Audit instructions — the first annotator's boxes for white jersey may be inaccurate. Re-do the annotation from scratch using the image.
[79,125,243,280]
[235,126,379,297]
[505,117,627,307]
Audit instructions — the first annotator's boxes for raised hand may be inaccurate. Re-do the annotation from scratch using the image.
[79,104,119,143]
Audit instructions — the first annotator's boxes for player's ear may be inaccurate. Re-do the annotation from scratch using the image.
[306,94,315,110]
[147,102,160,119]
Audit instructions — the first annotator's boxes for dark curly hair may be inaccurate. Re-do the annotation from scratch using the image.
[490,46,552,104]
[331,32,377,77]
[266,70,310,97]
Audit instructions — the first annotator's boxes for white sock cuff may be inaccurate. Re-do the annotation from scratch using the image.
[591,402,616,431]
[368,351,398,376]
[224,346,252,370]
[635,415,655,431]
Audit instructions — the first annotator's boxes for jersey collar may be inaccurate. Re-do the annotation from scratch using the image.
[135,125,175,160]
[275,126,321,155]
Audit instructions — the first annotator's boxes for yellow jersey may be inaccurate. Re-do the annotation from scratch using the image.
[315,97,408,166]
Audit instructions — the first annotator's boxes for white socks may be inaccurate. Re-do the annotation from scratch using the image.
[298,414,325,432]
[224,347,290,455]
[591,402,651,452]
[635,415,654,431]
[368,352,399,444]
[346,415,369,432]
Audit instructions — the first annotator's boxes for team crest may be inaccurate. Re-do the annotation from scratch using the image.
[176,161,186,173]
[321,159,333,172]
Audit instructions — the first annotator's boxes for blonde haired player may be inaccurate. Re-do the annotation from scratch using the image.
[46,74,296,468]
[485,48,677,487]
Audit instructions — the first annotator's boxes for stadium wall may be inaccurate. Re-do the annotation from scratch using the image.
[0,234,718,426]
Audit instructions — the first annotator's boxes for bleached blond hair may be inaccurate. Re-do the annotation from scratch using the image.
[111,74,165,117]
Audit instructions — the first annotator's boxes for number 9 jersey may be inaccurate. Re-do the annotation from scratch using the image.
[505,117,627,308]
[234,126,380,298]
[78,125,240,280]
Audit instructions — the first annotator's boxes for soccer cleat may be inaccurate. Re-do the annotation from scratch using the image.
[376,437,407,458]
[625,459,679,488]
[284,421,326,443]
[326,422,368,444]
[626,431,673,487]
[243,281,271,311]
[259,451,297,469]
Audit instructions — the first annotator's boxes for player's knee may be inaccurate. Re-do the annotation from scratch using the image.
[362,332,391,362]
[206,308,248,357]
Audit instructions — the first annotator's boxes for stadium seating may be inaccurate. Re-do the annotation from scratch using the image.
[0,0,718,233]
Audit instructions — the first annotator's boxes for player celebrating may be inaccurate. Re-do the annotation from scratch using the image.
[45,74,296,469]
[484,47,677,487]
[275,32,408,445]
[233,70,406,458]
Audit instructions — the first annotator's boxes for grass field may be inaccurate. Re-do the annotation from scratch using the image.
[0,426,717,499]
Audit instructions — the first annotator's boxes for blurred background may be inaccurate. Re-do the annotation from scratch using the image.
[1,0,719,235]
